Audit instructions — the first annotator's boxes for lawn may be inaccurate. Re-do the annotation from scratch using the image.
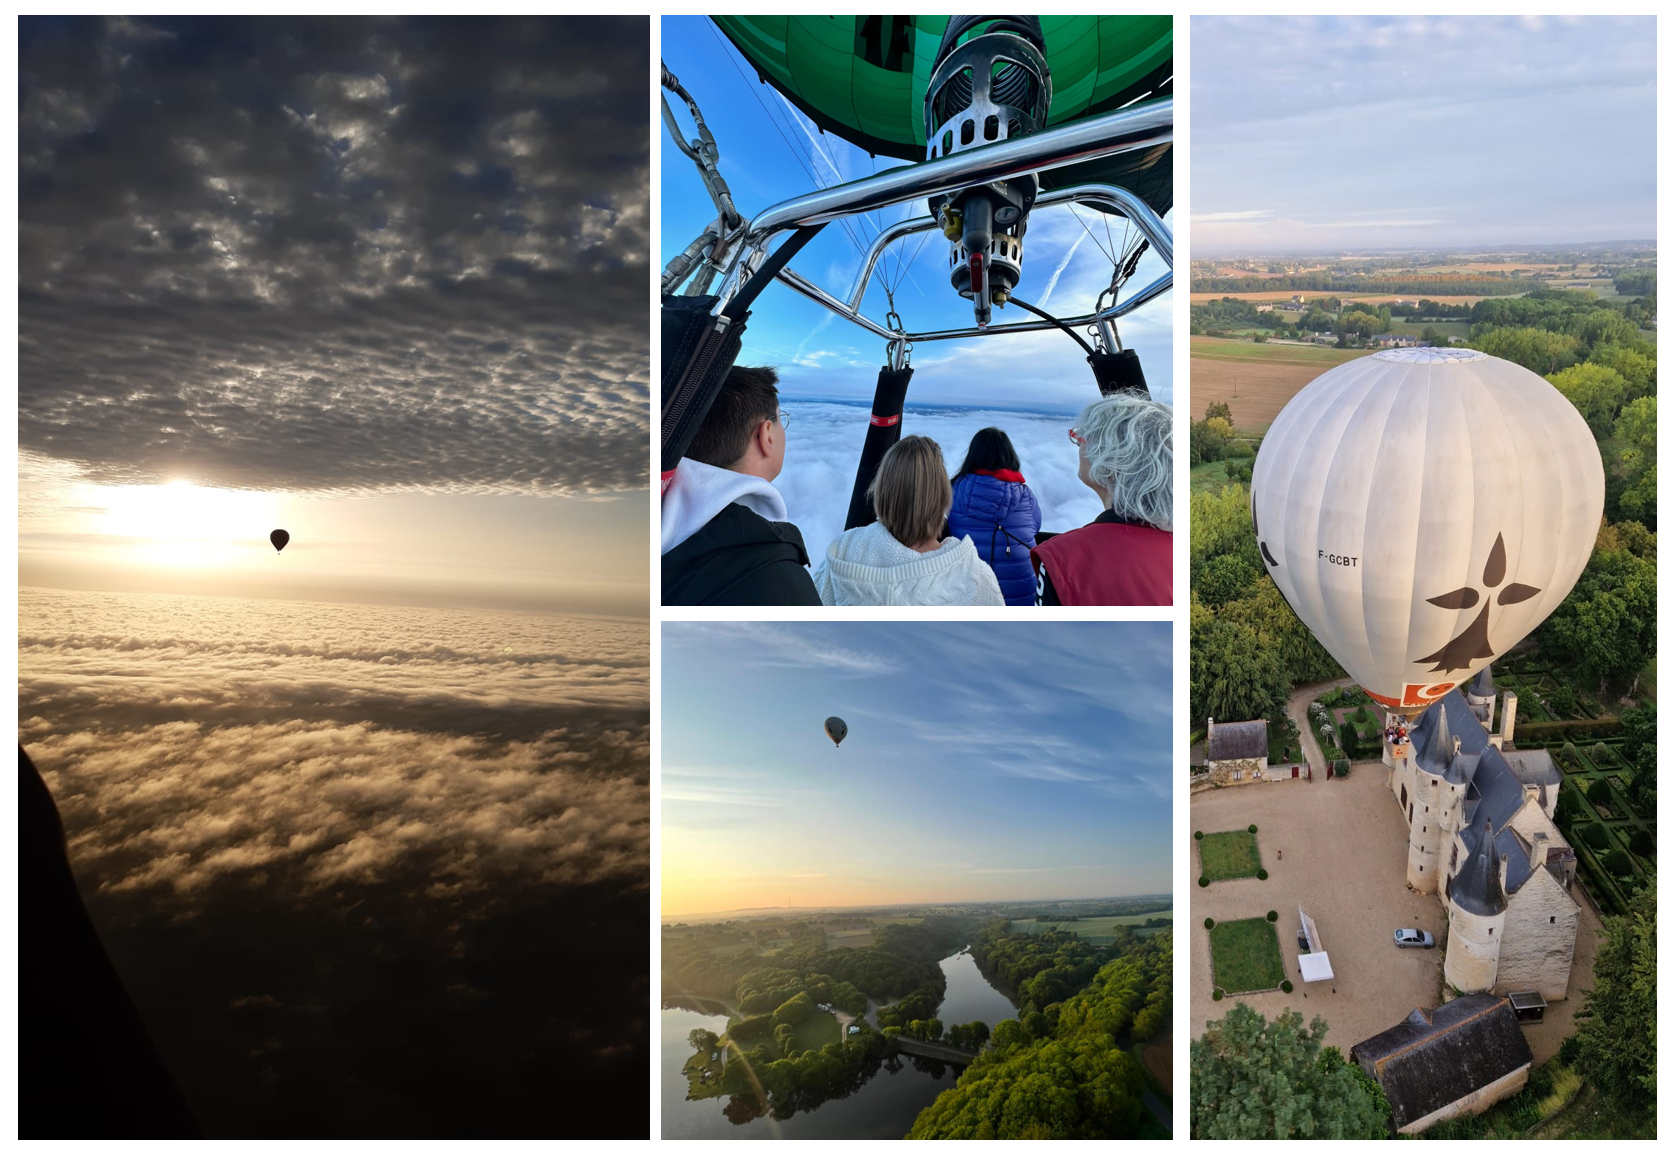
[1198,830,1262,881]
[788,1010,841,1055]
[1208,917,1285,994]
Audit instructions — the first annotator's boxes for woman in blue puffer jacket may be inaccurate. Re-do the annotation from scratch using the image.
[946,427,1042,606]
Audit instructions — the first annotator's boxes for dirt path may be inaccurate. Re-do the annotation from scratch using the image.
[1288,677,1355,776]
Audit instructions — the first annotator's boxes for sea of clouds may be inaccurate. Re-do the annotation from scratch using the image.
[776,401,1110,567]
[19,586,648,1135]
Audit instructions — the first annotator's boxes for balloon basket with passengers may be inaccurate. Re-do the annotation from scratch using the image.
[661,17,1176,606]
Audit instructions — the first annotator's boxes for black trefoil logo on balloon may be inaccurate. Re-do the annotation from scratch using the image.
[1416,533,1540,672]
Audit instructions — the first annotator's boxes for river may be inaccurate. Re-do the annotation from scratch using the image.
[661,946,1016,1139]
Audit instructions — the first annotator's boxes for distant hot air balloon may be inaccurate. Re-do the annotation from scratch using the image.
[1250,348,1602,716]
[270,529,290,554]
[823,717,848,748]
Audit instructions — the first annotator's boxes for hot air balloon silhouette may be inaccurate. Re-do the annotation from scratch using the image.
[269,529,290,554]
[1250,347,1602,715]
[823,717,848,749]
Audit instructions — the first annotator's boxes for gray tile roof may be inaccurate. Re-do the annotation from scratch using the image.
[1467,665,1496,696]
[1414,690,1557,905]
[1352,994,1532,1131]
[1500,748,1561,789]
[1452,815,1508,916]
[1207,719,1268,762]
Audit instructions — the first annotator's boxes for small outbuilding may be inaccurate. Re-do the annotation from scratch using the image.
[1350,994,1533,1135]
[1204,718,1270,785]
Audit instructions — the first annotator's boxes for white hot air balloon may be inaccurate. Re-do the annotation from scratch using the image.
[1250,347,1603,716]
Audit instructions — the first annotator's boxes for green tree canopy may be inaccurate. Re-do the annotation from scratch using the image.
[1540,522,1657,694]
[1192,615,1289,730]
[1589,343,1657,403]
[1190,1003,1387,1139]
[1474,326,1582,375]
[1574,873,1656,1115]
[1547,362,1629,439]
[1614,396,1656,527]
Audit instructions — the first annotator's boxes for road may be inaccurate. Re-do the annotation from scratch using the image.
[1142,1088,1171,1134]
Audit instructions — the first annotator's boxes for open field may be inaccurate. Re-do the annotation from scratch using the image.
[1207,917,1285,994]
[1197,830,1262,881]
[1388,319,1470,338]
[825,928,875,949]
[1190,291,1508,306]
[1189,337,1371,431]
[1008,912,1173,942]
[1191,460,1251,494]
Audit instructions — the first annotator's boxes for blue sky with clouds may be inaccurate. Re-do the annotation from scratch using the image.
[1192,16,1656,253]
[661,621,1171,916]
[660,15,1173,411]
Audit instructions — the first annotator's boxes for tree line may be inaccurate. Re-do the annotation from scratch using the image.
[908,928,1171,1139]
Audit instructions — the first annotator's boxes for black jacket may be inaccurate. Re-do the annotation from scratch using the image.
[663,502,822,606]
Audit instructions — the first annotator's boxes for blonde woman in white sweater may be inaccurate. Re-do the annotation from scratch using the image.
[813,435,1005,606]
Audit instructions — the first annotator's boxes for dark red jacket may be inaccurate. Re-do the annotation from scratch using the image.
[1030,515,1172,606]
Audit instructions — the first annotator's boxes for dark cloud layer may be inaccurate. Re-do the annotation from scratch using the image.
[19,16,648,494]
[20,588,649,1136]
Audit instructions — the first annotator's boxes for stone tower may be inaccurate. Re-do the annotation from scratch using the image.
[1444,816,1507,993]
[1405,705,1457,892]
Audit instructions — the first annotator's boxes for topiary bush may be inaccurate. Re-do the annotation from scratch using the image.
[1591,742,1612,765]
[1334,759,1351,778]
[1629,828,1653,856]
[1212,988,1224,1001]
[1199,875,1210,887]
[1194,830,1203,840]
[1257,868,1269,881]
[1602,848,1634,877]
[1577,823,1610,850]
[1281,980,1294,994]
[1204,917,1215,929]
[1266,910,1278,922]
[1248,824,1258,834]
[1588,777,1614,807]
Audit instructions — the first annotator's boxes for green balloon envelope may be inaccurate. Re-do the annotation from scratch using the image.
[712,15,1172,215]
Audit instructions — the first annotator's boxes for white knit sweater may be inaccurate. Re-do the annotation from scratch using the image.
[812,522,1005,606]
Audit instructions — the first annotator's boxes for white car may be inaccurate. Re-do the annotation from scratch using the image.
[1393,928,1435,949]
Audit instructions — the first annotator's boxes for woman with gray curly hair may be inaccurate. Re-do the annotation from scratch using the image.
[1030,392,1172,605]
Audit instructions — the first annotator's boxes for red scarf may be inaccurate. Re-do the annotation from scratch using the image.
[974,468,1026,484]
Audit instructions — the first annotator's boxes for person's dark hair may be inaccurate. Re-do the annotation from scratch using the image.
[952,426,1021,482]
[685,365,780,467]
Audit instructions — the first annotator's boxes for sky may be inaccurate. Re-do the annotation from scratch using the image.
[660,16,1174,412]
[19,16,649,617]
[1191,16,1657,254]
[662,622,1172,917]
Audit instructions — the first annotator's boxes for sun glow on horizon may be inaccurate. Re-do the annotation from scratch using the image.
[82,478,286,568]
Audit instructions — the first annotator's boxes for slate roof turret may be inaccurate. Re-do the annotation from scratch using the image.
[1451,816,1507,916]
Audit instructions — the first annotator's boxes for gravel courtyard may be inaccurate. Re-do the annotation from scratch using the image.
[1189,761,1601,1062]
